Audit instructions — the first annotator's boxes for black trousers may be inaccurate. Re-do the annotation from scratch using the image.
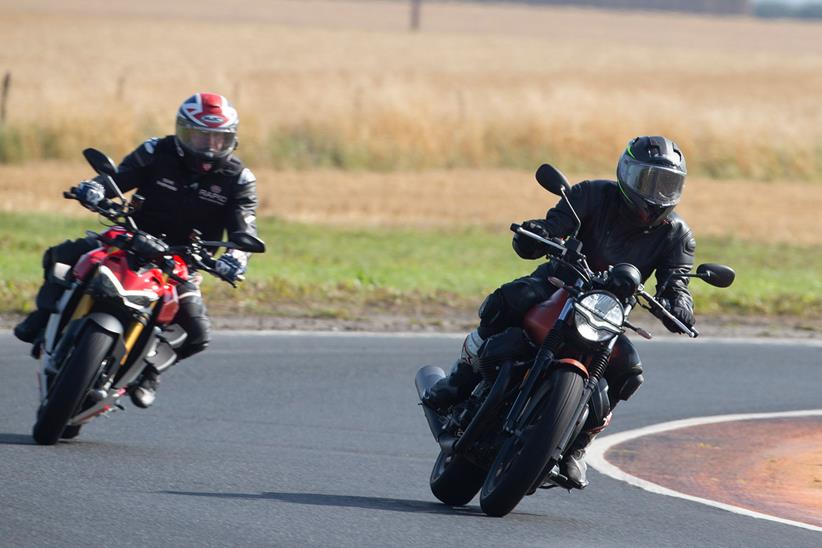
[38,237,211,361]
[476,262,643,407]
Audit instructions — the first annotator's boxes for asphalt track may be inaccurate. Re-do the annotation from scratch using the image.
[1,331,821,548]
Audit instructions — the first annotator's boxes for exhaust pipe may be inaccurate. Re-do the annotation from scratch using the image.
[415,365,445,400]
[415,365,448,442]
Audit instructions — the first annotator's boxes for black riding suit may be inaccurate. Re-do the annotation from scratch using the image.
[33,136,260,360]
[480,179,696,408]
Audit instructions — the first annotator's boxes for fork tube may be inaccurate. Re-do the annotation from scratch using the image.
[70,294,93,320]
[120,321,146,365]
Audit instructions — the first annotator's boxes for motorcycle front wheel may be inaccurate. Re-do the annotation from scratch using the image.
[32,325,113,445]
[479,367,585,517]
[429,449,486,506]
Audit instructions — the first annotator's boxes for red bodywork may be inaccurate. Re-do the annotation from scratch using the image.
[71,227,189,325]
[523,289,589,378]
[523,288,569,345]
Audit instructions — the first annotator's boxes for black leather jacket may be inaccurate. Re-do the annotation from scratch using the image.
[514,179,695,316]
[103,136,259,248]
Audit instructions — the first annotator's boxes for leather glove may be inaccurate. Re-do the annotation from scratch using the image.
[521,219,551,239]
[75,180,106,207]
[513,218,557,260]
[214,254,245,282]
[656,297,695,334]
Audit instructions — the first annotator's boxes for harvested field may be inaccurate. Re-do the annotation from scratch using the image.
[1,1,821,178]
[2,163,821,246]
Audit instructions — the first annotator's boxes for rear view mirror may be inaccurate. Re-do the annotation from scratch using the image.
[83,148,117,177]
[229,232,266,253]
[535,164,572,196]
[696,263,736,288]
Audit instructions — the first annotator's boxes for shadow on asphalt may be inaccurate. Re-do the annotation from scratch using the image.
[161,490,496,517]
[0,433,36,445]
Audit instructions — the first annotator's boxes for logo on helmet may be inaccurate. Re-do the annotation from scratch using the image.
[201,114,226,125]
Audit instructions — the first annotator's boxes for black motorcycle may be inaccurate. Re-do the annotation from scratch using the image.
[415,164,735,517]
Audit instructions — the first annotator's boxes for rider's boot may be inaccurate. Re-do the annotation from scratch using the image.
[13,309,50,344]
[559,429,600,488]
[130,366,160,409]
[422,330,484,410]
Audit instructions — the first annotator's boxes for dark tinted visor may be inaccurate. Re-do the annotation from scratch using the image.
[618,157,685,206]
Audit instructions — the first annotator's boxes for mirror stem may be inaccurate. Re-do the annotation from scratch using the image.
[560,187,582,238]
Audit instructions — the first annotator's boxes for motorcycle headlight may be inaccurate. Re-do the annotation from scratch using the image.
[91,266,158,310]
[573,291,624,342]
[89,269,120,299]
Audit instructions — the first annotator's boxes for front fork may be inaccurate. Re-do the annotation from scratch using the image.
[38,290,152,404]
[502,298,575,434]
[502,294,617,466]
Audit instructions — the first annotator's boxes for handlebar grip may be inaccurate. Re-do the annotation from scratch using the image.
[63,191,76,199]
[510,223,521,233]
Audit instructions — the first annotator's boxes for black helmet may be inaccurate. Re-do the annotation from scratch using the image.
[616,136,687,227]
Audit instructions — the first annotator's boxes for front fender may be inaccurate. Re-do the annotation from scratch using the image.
[84,312,125,336]
[78,313,126,364]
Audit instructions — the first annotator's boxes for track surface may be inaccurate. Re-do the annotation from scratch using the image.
[1,332,820,547]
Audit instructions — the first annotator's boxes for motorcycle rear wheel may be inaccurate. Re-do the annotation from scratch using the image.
[430,449,486,506]
[479,367,585,517]
[32,326,113,445]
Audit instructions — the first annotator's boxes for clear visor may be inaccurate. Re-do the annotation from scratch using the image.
[619,158,685,206]
[177,124,236,155]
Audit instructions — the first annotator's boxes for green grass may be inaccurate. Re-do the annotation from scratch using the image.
[1,212,820,320]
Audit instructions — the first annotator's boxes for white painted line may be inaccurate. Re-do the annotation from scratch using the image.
[588,409,822,533]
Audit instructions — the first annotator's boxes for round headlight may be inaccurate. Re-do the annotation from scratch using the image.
[573,291,624,342]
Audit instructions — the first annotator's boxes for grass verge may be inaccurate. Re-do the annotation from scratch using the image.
[1,212,820,324]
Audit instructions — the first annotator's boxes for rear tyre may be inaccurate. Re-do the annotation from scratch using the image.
[430,450,486,506]
[32,326,113,445]
[479,367,585,517]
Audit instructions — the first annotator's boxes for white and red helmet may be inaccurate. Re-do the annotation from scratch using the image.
[175,92,239,173]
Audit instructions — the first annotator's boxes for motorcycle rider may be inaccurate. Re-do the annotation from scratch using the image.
[423,135,696,488]
[14,92,261,408]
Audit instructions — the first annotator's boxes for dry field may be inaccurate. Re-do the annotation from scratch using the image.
[2,161,821,246]
[1,1,822,179]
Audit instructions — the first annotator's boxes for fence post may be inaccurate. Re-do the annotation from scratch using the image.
[1,72,10,124]
[410,0,421,32]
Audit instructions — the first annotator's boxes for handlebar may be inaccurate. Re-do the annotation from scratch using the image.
[511,221,700,338]
[65,188,240,287]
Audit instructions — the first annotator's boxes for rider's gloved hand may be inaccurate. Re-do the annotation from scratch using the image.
[75,180,106,207]
[513,218,554,260]
[214,254,245,282]
[657,297,695,334]
[521,219,551,239]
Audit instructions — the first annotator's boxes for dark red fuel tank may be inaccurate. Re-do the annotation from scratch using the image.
[523,288,569,345]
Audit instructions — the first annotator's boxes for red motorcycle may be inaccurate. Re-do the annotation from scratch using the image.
[32,148,265,445]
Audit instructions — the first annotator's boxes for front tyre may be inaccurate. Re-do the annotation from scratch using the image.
[60,425,82,439]
[430,450,486,506]
[479,367,585,517]
[32,326,114,445]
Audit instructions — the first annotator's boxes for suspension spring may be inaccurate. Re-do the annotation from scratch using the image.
[587,351,610,381]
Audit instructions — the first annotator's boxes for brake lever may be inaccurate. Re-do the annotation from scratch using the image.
[638,290,698,338]
[510,224,567,257]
